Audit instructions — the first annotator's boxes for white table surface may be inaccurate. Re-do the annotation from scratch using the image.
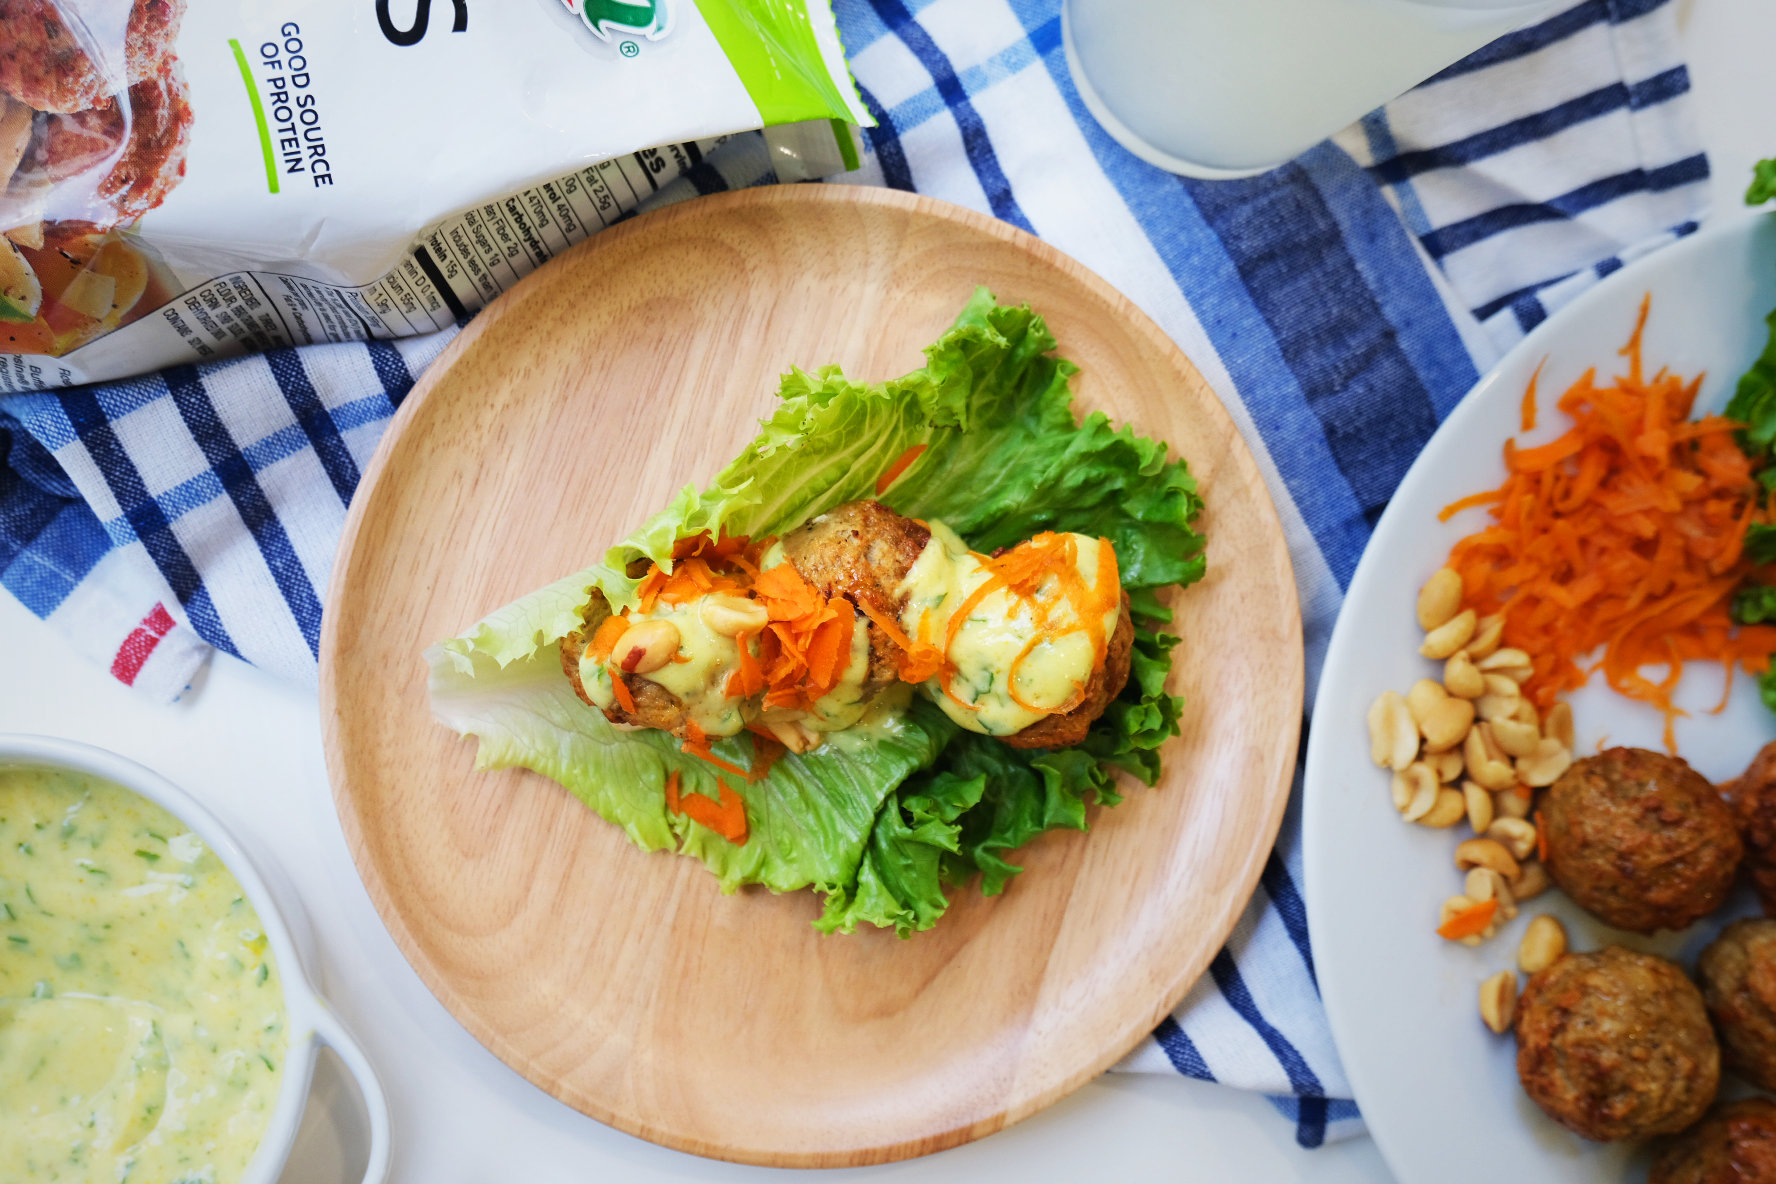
[2,4,1770,1180]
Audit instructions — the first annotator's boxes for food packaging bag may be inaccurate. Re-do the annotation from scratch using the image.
[0,0,869,390]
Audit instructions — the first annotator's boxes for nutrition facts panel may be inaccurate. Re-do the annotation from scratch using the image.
[355,142,716,336]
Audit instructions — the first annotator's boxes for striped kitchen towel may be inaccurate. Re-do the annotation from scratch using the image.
[0,0,1709,1147]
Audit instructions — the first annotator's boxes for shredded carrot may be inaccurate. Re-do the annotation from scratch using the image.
[667,773,748,844]
[747,732,785,780]
[610,674,636,714]
[681,738,753,780]
[1436,898,1497,941]
[858,600,948,682]
[1534,810,1548,863]
[875,443,928,495]
[587,614,629,661]
[1438,294,1776,751]
[1521,358,1544,433]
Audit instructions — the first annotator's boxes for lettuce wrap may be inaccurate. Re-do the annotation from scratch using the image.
[426,290,1206,934]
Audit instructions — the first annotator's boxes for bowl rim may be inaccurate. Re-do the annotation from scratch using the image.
[0,732,388,1184]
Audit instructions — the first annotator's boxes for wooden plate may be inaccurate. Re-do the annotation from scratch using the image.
[320,185,1302,1167]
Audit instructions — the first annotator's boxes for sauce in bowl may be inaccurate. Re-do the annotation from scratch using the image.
[0,766,285,1183]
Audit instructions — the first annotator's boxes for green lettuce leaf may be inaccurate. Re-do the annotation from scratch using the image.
[1749,157,1776,207]
[426,289,1203,933]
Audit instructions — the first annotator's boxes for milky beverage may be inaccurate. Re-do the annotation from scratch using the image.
[1063,0,1563,177]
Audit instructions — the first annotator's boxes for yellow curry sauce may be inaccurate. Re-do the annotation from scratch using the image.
[0,767,285,1183]
[899,521,1121,736]
[580,519,1121,745]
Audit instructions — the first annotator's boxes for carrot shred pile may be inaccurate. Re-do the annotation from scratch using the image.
[1439,296,1776,750]
[615,531,859,715]
[751,563,857,712]
[1436,898,1496,941]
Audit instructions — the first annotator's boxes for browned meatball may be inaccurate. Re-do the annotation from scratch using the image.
[779,499,928,691]
[1724,741,1776,915]
[33,60,191,233]
[1649,1098,1776,1184]
[1000,591,1133,749]
[1515,945,1719,1142]
[1699,919,1776,1093]
[0,0,183,114]
[1542,748,1741,933]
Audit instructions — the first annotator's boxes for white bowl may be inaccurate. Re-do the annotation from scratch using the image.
[0,733,391,1184]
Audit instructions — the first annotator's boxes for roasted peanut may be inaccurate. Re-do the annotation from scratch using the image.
[1420,697,1475,754]
[1368,690,1418,771]
[1444,650,1486,699]
[1464,867,1516,919]
[1518,915,1568,975]
[1455,837,1520,881]
[611,618,681,675]
[699,594,769,636]
[1407,679,1449,726]
[1489,718,1540,759]
[1467,613,1506,660]
[1419,788,1467,828]
[1513,860,1551,900]
[1430,750,1465,783]
[1440,894,1489,946]
[1421,609,1478,660]
[1545,701,1575,751]
[1517,737,1573,788]
[1479,970,1518,1034]
[1496,787,1533,820]
[1463,725,1517,792]
[1510,697,1540,730]
[1399,763,1441,821]
[1478,648,1534,683]
[1417,568,1463,631]
[1464,779,1493,833]
[1487,817,1538,862]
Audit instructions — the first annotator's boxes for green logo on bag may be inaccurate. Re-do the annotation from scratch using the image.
[578,0,671,42]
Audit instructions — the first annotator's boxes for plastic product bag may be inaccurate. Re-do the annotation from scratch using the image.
[0,0,868,390]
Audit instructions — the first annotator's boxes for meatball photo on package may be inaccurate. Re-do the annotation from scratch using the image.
[0,0,873,389]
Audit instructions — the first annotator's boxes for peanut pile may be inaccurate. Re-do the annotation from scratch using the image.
[1367,567,1578,947]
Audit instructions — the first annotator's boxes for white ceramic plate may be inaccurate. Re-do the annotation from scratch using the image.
[1305,210,1776,1184]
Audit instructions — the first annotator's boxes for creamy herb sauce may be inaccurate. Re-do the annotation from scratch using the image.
[583,593,874,738]
[898,521,1120,736]
[0,768,284,1184]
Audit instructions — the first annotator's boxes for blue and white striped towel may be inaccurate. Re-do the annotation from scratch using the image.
[0,0,1709,1147]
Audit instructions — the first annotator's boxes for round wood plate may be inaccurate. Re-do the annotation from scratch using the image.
[320,185,1302,1167]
